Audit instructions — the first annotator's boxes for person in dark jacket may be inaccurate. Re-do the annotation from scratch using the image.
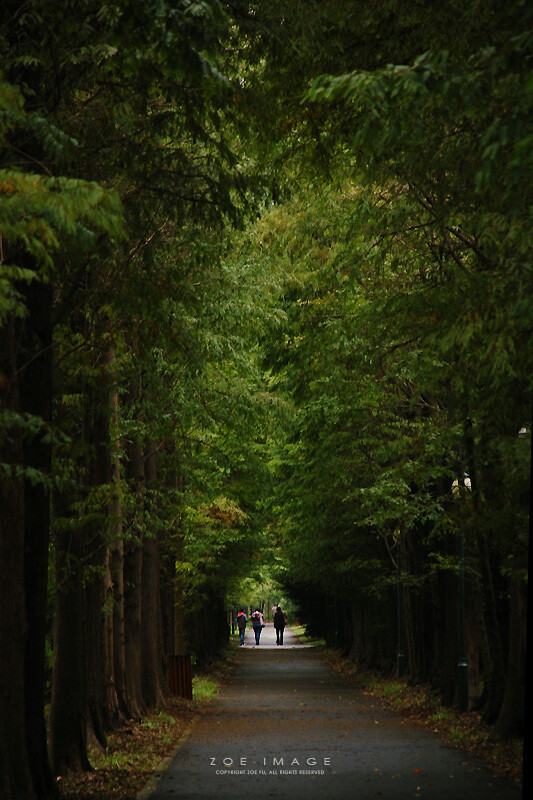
[236,609,247,645]
[273,605,287,645]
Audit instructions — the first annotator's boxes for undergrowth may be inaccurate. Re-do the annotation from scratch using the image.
[58,649,237,800]
[321,650,523,788]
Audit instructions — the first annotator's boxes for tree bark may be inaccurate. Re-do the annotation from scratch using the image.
[174,526,186,654]
[493,572,526,738]
[108,351,130,717]
[83,380,120,745]
[20,281,58,798]
[141,442,166,707]
[468,546,498,712]
[50,519,91,774]
[123,439,146,718]
[84,532,112,748]
[111,536,130,716]
[432,566,458,705]
[161,471,186,658]
[464,418,506,721]
[0,321,36,800]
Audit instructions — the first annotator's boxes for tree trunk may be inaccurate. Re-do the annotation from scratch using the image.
[124,537,146,718]
[84,533,112,748]
[50,519,91,774]
[468,550,496,712]
[403,528,429,683]
[464,417,506,721]
[20,281,58,798]
[431,564,458,705]
[111,537,130,716]
[493,572,526,738]
[50,372,118,770]
[108,351,130,717]
[84,384,120,745]
[123,439,146,718]
[160,557,180,658]
[48,325,91,775]
[346,597,360,662]
[174,526,186,654]
[141,443,166,707]
[0,321,36,800]
[161,472,185,657]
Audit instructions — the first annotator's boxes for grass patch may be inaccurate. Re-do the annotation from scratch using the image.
[58,701,196,800]
[290,623,326,647]
[192,675,220,704]
[58,649,237,800]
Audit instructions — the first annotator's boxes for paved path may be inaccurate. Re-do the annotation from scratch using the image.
[145,624,522,799]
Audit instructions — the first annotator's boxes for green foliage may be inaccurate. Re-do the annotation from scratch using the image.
[0,0,283,634]
[247,135,530,607]
[0,73,123,333]
[1,0,530,731]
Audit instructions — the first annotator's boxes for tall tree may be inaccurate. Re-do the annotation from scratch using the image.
[0,77,122,800]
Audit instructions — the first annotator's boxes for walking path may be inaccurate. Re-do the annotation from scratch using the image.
[142,624,522,799]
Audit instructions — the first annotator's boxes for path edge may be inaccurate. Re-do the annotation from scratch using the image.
[136,714,200,800]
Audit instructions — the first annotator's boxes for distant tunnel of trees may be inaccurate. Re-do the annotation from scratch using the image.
[0,2,530,799]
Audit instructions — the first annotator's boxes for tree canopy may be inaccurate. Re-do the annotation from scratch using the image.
[0,1,530,797]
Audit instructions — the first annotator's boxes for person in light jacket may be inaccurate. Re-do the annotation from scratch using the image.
[251,608,265,645]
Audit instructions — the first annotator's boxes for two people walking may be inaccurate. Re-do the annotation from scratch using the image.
[235,607,265,645]
[235,605,287,646]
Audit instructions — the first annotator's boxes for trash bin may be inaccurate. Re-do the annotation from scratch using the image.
[167,654,193,700]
